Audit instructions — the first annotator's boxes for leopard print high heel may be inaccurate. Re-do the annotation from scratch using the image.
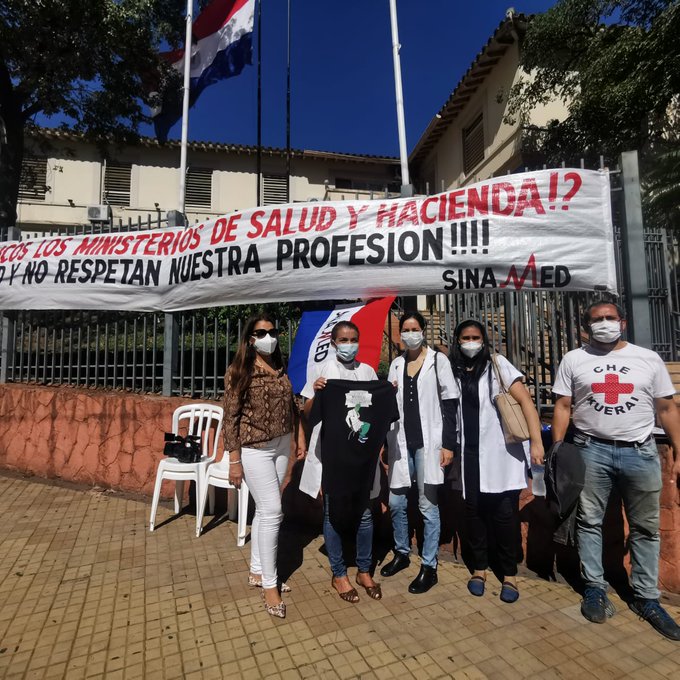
[261,590,286,619]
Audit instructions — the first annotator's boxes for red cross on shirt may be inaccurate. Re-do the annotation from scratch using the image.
[591,373,634,405]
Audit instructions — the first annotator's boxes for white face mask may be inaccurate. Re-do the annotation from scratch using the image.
[590,320,622,343]
[460,341,483,358]
[252,334,278,356]
[335,342,359,362]
[400,331,424,349]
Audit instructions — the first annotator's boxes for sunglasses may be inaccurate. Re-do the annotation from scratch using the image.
[251,328,280,339]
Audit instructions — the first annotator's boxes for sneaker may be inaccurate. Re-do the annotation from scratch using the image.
[604,595,616,619]
[581,587,608,624]
[629,599,680,641]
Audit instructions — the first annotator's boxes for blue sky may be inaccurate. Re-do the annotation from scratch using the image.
[142,1,557,157]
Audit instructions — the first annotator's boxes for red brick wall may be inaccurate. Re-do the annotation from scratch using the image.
[657,444,680,593]
[0,383,193,497]
[1,383,678,593]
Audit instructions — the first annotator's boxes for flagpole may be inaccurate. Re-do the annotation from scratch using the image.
[286,0,291,202]
[178,0,193,218]
[388,0,412,197]
[256,0,262,207]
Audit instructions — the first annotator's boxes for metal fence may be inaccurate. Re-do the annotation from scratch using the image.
[1,308,298,399]
[1,152,678,409]
[416,291,603,412]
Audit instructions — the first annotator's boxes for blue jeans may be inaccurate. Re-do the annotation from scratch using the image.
[388,447,440,568]
[323,495,373,578]
[575,434,662,600]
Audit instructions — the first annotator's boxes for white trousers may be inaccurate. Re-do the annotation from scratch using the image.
[241,433,291,589]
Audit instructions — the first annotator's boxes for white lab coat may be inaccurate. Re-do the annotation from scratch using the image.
[458,354,530,497]
[386,348,460,489]
[299,359,380,499]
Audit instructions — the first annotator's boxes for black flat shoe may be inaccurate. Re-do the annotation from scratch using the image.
[408,565,437,594]
[380,552,410,577]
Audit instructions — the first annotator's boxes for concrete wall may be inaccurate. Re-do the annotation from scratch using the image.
[17,136,398,233]
[1,383,678,594]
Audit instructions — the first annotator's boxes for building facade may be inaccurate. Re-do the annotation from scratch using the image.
[17,128,400,235]
[410,13,569,193]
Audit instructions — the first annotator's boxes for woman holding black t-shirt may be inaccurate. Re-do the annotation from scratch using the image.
[450,319,543,603]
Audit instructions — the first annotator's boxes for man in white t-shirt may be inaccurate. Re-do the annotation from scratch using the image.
[552,301,680,641]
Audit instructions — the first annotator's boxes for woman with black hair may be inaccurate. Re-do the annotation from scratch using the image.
[382,312,459,594]
[300,320,384,603]
[450,319,544,603]
[224,313,305,619]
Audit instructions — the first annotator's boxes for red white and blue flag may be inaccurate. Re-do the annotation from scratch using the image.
[288,297,395,394]
[152,0,255,142]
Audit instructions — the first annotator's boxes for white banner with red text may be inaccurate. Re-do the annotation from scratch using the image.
[0,169,617,311]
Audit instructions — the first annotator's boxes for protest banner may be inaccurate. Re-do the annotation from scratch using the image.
[0,169,617,311]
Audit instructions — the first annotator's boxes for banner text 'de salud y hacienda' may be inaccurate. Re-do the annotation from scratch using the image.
[0,169,617,311]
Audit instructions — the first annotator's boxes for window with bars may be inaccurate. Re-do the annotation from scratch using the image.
[18,156,48,201]
[462,113,484,175]
[103,162,132,207]
[185,167,213,210]
[262,174,289,205]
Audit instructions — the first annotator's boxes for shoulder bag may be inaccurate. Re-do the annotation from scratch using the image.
[489,354,531,444]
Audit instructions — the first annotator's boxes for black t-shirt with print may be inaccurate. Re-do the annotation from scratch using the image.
[309,378,399,497]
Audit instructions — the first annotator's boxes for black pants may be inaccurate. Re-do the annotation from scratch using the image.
[463,452,520,577]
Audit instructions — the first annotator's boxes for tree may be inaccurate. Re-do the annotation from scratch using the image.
[0,1,187,230]
[507,1,680,164]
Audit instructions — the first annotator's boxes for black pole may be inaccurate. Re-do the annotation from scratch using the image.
[286,0,291,202]
[256,0,262,207]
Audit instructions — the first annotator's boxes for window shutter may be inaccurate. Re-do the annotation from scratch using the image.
[104,162,132,207]
[185,167,213,210]
[262,174,289,205]
[463,114,484,175]
[18,156,48,201]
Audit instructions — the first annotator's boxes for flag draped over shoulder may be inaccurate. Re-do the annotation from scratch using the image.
[287,297,396,394]
[152,0,255,142]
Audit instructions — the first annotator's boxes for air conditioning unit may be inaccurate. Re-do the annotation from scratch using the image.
[87,204,111,222]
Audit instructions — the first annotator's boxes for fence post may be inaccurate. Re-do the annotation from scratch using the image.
[503,294,515,364]
[0,227,21,384]
[162,312,178,396]
[619,151,652,348]
[0,313,15,384]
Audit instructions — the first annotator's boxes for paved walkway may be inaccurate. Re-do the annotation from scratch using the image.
[0,472,679,680]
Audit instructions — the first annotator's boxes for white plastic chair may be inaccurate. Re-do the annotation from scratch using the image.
[149,403,223,536]
[197,458,250,546]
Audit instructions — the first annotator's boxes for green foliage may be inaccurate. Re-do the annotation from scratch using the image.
[643,141,680,229]
[508,1,680,163]
[0,1,186,227]
[0,0,184,136]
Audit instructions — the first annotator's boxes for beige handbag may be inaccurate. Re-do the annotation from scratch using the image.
[490,355,530,444]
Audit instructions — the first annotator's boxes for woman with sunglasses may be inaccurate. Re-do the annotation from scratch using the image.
[449,319,544,603]
[224,313,305,619]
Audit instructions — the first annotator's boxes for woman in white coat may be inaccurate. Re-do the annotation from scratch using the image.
[450,319,544,603]
[382,312,460,594]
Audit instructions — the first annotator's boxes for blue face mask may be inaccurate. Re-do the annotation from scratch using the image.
[335,342,359,362]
